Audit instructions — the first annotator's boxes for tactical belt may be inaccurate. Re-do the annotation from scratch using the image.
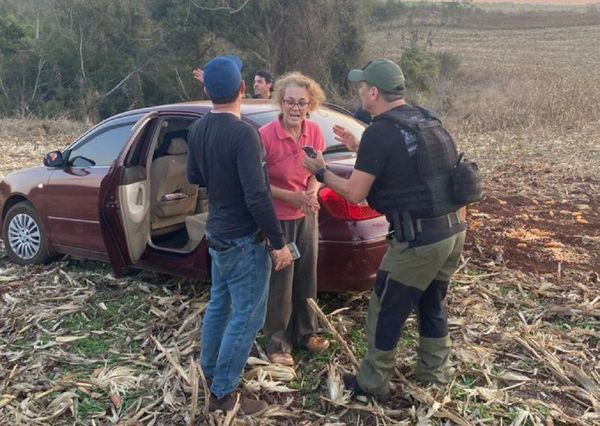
[414,211,461,232]
[390,211,462,244]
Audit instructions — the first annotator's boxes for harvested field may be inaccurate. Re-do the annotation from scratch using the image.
[1,16,600,426]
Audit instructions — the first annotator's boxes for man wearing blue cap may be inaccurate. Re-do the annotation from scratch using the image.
[187,55,293,415]
[193,67,275,99]
[304,59,468,402]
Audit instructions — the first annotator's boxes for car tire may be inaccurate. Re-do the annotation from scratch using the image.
[2,201,51,265]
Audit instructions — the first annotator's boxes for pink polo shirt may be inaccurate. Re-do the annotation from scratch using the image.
[259,118,326,220]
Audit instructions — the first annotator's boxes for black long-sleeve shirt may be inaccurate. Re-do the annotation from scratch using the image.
[187,112,285,249]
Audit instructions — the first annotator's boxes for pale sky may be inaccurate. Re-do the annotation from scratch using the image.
[472,0,592,4]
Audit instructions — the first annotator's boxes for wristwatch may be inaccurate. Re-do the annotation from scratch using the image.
[315,167,328,183]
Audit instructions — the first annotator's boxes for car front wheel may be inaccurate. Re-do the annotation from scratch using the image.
[3,201,50,265]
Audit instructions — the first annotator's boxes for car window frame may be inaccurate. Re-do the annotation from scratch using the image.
[64,114,145,168]
[137,114,200,168]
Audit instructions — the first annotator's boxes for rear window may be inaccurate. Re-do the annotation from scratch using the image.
[247,108,366,151]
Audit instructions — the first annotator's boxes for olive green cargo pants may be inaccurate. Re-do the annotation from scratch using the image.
[355,230,465,397]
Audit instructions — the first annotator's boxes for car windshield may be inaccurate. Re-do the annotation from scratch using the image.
[247,108,365,153]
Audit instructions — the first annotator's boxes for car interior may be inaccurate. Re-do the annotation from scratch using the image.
[146,117,208,254]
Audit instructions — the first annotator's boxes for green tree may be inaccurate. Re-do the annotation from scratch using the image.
[0,0,371,119]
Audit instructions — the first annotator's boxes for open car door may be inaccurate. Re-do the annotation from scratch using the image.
[99,112,159,276]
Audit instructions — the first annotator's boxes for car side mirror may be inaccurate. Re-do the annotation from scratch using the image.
[43,150,64,168]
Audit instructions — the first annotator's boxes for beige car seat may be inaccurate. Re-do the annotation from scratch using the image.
[150,137,198,233]
[185,212,208,251]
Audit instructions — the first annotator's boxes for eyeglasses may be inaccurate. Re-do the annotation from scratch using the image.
[282,98,309,109]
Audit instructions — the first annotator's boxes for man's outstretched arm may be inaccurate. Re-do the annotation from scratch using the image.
[303,152,375,204]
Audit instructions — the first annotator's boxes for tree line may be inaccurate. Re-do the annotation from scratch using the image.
[0,0,375,121]
[0,0,476,121]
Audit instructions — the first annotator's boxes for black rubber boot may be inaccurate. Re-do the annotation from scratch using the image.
[343,373,390,403]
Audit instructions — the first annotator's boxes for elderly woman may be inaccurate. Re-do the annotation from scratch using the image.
[260,72,330,366]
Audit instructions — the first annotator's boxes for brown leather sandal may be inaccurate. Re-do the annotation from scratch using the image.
[268,352,294,367]
[305,335,330,353]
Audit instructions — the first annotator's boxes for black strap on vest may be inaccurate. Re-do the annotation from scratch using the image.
[374,105,440,132]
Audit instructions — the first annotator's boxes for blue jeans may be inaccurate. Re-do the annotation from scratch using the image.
[200,231,271,399]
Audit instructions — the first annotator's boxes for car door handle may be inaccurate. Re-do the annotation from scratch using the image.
[136,186,144,205]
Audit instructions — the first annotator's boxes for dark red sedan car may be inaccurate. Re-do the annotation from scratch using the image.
[0,100,389,291]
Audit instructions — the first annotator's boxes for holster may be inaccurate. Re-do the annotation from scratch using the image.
[392,210,415,243]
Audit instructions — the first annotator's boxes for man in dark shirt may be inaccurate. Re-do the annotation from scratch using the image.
[252,69,274,99]
[353,105,372,125]
[304,59,466,401]
[187,55,292,415]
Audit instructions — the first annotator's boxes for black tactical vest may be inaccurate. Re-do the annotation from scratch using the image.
[368,107,464,218]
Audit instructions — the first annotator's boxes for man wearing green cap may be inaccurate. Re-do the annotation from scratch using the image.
[304,58,467,401]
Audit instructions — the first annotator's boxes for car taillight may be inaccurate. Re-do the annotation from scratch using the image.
[319,187,381,221]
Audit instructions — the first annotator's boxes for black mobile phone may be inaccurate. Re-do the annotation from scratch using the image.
[302,146,317,158]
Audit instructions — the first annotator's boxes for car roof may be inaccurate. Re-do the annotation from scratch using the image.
[109,99,280,121]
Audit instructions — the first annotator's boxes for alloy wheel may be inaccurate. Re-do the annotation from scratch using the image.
[7,213,41,260]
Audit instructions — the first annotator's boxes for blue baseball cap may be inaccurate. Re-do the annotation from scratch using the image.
[203,55,243,99]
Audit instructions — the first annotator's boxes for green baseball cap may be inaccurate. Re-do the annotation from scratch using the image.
[348,59,405,94]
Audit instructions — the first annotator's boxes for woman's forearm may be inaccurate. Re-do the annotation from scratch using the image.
[270,184,293,203]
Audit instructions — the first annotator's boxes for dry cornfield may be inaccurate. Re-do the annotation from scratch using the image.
[1,14,599,426]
